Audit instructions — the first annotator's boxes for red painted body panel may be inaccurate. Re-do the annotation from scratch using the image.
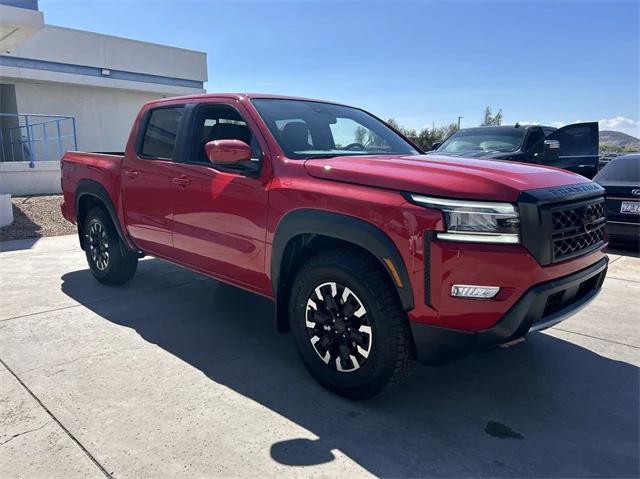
[418,240,606,330]
[120,155,176,254]
[60,93,607,335]
[60,151,127,237]
[304,154,591,202]
[171,162,271,293]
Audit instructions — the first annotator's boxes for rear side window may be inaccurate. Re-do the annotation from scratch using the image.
[140,107,185,159]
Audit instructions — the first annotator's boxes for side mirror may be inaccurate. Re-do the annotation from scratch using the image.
[431,142,442,151]
[543,139,560,151]
[205,139,251,164]
[542,139,560,162]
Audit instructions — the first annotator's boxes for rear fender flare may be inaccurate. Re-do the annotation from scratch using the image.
[75,179,134,251]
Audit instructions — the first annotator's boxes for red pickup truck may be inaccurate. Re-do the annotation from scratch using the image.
[61,94,608,399]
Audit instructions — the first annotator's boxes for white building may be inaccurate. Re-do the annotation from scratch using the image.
[0,0,207,195]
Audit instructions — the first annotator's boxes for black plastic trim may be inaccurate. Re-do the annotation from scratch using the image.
[424,231,434,306]
[518,182,604,206]
[271,209,414,312]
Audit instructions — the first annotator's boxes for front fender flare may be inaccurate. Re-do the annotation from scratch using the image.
[271,209,414,311]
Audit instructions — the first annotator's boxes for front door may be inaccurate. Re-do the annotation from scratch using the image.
[121,105,185,256]
[540,122,599,178]
[170,102,271,293]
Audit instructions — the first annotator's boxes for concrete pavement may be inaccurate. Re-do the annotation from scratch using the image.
[1,235,639,478]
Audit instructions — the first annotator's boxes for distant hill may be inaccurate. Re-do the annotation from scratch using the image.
[600,130,640,151]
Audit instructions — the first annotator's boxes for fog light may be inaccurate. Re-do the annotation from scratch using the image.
[451,284,500,299]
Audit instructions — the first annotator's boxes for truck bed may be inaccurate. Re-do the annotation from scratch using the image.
[60,151,125,225]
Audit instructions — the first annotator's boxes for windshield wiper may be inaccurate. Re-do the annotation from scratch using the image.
[303,154,341,160]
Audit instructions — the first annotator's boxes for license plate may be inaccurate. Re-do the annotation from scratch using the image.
[620,201,640,214]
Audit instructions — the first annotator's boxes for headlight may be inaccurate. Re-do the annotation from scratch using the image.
[410,194,520,244]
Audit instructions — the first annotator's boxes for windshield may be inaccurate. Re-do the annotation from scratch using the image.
[251,99,419,159]
[437,128,526,154]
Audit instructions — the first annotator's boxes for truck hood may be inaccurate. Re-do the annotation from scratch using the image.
[303,154,591,202]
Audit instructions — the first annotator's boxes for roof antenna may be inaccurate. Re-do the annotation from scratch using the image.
[514,122,521,128]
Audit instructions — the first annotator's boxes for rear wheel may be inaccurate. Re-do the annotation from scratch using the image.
[83,207,138,285]
[289,249,414,399]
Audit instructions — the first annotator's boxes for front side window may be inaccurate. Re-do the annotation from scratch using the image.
[140,107,185,159]
[252,99,419,159]
[193,104,262,164]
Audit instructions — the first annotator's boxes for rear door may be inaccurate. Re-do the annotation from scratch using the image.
[540,122,599,178]
[121,105,185,257]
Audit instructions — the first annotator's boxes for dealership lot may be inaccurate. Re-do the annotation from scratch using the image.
[1,235,638,478]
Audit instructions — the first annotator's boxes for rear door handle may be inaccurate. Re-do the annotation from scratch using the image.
[172,175,191,188]
[124,169,139,179]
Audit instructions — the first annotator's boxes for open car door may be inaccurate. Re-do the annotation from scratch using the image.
[539,122,599,178]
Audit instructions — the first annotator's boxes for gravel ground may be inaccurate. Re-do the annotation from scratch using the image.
[0,195,76,241]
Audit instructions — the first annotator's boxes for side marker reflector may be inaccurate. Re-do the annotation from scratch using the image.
[383,258,404,288]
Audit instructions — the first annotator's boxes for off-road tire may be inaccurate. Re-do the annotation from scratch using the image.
[289,249,415,399]
[84,206,138,285]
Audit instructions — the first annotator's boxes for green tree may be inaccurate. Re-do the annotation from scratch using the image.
[354,126,368,145]
[386,118,458,151]
[600,144,624,154]
[386,118,401,129]
[480,106,503,126]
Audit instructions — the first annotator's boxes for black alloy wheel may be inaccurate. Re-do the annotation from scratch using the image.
[305,281,373,372]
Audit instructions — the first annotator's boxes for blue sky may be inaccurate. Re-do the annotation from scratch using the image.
[41,0,639,136]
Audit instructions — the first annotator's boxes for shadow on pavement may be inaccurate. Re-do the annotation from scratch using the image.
[607,244,640,258]
[61,259,640,478]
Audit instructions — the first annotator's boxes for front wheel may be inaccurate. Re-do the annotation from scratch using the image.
[289,249,414,399]
[84,207,138,285]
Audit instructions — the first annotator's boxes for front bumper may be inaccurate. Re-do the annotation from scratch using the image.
[410,257,608,364]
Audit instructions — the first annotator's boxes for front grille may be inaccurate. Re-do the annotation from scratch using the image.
[518,182,606,266]
[550,198,606,262]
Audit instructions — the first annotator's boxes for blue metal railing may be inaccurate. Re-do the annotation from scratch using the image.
[0,113,78,167]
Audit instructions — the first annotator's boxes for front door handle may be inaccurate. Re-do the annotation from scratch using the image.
[124,169,139,179]
[172,175,191,188]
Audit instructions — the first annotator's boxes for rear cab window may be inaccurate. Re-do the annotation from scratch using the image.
[139,106,185,159]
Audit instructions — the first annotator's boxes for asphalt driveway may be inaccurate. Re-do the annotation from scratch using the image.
[1,235,639,478]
